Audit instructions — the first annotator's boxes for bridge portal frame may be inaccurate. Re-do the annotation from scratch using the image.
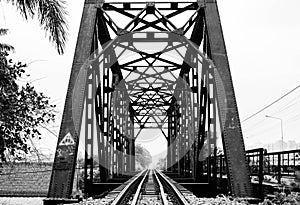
[46,0,253,203]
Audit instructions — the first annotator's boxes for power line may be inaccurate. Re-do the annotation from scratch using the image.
[242,84,300,122]
[271,97,300,116]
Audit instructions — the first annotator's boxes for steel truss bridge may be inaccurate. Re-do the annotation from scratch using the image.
[46,0,254,203]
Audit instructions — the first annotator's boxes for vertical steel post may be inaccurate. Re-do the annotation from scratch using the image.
[204,0,253,196]
[47,0,99,200]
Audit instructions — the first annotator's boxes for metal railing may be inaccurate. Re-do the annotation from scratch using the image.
[212,148,300,185]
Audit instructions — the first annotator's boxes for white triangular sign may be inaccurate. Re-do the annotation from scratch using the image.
[59,132,75,146]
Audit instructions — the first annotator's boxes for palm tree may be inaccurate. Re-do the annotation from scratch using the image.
[0,29,14,52]
[2,0,68,54]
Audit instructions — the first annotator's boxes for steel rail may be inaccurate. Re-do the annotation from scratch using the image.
[130,169,149,205]
[110,169,147,205]
[155,169,190,205]
[153,170,169,205]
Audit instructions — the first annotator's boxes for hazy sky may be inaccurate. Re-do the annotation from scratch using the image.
[1,0,300,156]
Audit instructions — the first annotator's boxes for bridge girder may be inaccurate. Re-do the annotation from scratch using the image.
[47,0,253,201]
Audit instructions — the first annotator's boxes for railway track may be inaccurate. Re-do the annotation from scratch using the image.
[69,169,259,205]
[110,169,189,205]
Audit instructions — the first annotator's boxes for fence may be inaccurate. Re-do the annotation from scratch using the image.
[211,148,300,185]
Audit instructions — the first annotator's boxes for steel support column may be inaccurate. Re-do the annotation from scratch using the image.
[204,0,253,197]
[47,0,99,199]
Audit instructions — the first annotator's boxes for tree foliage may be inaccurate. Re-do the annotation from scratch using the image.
[0,50,56,162]
[0,29,15,52]
[156,157,166,170]
[135,144,152,169]
[2,0,68,54]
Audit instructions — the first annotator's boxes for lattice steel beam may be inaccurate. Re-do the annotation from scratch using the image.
[47,1,253,202]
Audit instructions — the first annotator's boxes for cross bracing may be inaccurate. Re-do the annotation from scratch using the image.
[47,1,253,202]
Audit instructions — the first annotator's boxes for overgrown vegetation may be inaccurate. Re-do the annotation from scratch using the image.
[135,144,152,169]
[0,50,56,162]
[259,192,300,205]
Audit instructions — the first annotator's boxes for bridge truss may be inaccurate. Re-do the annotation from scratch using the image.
[47,0,253,201]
